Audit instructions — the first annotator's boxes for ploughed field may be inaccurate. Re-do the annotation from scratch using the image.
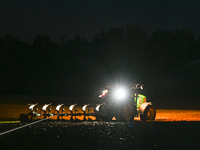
[0,104,200,121]
[0,104,200,149]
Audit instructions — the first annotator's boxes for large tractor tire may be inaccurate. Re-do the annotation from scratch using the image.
[140,105,156,121]
[116,103,134,122]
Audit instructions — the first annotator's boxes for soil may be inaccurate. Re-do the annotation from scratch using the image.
[0,121,200,149]
[0,104,200,149]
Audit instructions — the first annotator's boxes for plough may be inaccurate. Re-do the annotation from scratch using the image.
[19,83,156,122]
[19,103,104,122]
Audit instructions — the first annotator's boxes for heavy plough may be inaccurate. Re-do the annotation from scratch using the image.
[19,103,103,123]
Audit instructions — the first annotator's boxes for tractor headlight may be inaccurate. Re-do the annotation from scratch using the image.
[114,88,127,100]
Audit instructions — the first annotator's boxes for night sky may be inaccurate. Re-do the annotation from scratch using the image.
[0,1,200,106]
[1,0,200,43]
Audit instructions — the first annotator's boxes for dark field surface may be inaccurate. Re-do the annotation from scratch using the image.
[0,121,200,150]
[0,95,200,149]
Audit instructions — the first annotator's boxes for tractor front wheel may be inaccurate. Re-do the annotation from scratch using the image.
[140,105,156,121]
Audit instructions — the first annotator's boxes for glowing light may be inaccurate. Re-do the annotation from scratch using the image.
[99,89,108,97]
[115,88,127,100]
[103,89,108,94]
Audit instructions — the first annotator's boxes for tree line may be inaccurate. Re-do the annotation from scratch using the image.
[1,25,200,97]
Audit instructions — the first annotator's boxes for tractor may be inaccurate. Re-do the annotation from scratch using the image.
[95,83,156,122]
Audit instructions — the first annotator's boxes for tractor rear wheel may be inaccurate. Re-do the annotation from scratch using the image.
[116,103,134,122]
[140,105,156,121]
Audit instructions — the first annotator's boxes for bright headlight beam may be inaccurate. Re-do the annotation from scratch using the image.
[115,88,126,100]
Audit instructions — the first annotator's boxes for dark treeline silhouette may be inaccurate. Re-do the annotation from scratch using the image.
[1,25,200,102]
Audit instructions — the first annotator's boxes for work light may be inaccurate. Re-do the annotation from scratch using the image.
[114,88,127,100]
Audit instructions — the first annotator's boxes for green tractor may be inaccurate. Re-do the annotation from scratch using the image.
[95,84,156,122]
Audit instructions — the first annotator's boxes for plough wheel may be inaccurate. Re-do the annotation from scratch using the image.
[19,114,28,123]
[19,113,32,123]
[19,114,26,123]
